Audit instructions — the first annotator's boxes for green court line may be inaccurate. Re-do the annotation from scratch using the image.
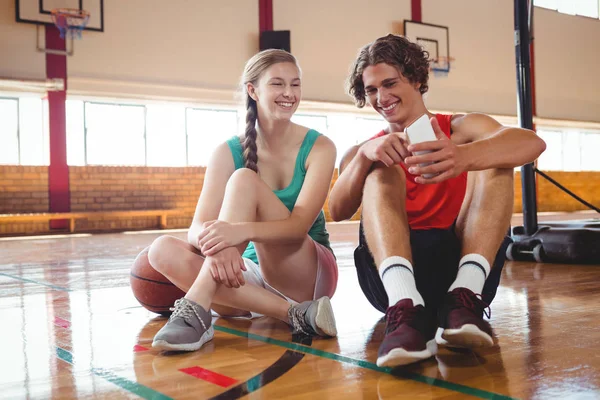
[0,272,72,292]
[55,346,173,400]
[92,368,173,400]
[214,325,518,400]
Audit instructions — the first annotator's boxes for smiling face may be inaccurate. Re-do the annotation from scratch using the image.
[247,62,301,122]
[346,34,432,128]
[362,62,424,126]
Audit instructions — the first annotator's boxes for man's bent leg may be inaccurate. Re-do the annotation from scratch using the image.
[359,164,436,367]
[438,168,514,348]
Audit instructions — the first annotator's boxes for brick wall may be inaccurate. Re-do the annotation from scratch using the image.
[68,166,203,231]
[0,165,204,235]
[0,166,49,234]
[1,165,598,235]
[514,171,599,213]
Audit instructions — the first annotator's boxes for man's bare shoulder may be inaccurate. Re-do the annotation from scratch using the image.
[450,113,502,143]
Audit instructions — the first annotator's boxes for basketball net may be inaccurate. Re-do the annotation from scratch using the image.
[51,8,90,39]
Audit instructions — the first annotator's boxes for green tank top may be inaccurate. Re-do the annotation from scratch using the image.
[226,129,332,265]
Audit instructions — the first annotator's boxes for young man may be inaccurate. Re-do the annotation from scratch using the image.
[328,34,545,367]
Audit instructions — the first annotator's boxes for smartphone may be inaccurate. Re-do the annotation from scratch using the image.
[404,114,438,179]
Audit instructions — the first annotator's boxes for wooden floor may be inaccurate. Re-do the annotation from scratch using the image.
[1,217,599,399]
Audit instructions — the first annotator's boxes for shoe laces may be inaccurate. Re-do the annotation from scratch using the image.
[169,298,208,331]
[385,303,420,333]
[288,304,315,336]
[450,289,491,319]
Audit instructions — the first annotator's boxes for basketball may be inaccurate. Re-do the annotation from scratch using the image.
[130,246,186,316]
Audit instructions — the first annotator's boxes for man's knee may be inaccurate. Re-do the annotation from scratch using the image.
[364,163,406,192]
[468,168,514,208]
[472,168,514,188]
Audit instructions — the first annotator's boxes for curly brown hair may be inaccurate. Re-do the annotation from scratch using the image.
[347,34,431,108]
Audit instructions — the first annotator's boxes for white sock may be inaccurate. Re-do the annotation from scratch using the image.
[379,256,424,307]
[448,254,491,295]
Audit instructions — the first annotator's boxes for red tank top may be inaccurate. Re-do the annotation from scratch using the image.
[371,114,467,230]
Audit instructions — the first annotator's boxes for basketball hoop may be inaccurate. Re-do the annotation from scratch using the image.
[51,8,90,39]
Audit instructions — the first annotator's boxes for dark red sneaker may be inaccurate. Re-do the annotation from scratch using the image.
[376,299,437,367]
[436,288,494,348]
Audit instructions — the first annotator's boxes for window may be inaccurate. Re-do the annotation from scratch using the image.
[535,0,599,19]
[19,98,47,165]
[292,114,328,134]
[52,97,600,172]
[66,100,85,165]
[562,130,581,172]
[355,117,387,142]
[0,96,47,165]
[537,130,562,170]
[537,128,600,172]
[186,109,239,166]
[0,98,19,165]
[146,104,186,167]
[323,115,385,166]
[84,103,146,166]
[580,131,600,171]
[65,102,241,167]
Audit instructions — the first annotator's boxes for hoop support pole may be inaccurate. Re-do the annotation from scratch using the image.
[36,24,74,56]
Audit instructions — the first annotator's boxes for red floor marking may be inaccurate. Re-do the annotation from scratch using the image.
[179,366,238,387]
[133,345,149,352]
[54,317,71,328]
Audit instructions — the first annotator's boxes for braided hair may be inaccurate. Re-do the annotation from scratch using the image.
[240,49,299,172]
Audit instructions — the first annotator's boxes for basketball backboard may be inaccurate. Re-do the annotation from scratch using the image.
[403,20,451,74]
[15,0,104,31]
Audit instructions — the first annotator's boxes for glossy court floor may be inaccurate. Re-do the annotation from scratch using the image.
[1,216,599,399]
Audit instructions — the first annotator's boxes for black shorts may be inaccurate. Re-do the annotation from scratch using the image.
[354,220,510,314]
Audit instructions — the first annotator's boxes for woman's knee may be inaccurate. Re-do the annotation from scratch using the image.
[226,168,259,194]
[147,235,181,273]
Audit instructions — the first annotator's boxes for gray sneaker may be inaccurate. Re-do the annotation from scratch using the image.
[152,298,214,351]
[288,296,337,337]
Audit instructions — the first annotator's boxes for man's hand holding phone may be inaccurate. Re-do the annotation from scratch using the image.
[404,115,467,184]
[358,131,411,167]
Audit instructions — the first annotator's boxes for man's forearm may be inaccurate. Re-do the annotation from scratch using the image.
[462,128,546,171]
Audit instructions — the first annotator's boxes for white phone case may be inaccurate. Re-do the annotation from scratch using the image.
[404,114,437,179]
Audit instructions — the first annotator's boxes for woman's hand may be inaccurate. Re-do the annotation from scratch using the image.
[204,247,247,288]
[198,220,249,256]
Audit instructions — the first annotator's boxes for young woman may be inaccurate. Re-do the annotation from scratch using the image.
[146,49,339,352]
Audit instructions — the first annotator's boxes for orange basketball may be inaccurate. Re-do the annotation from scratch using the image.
[130,246,186,316]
